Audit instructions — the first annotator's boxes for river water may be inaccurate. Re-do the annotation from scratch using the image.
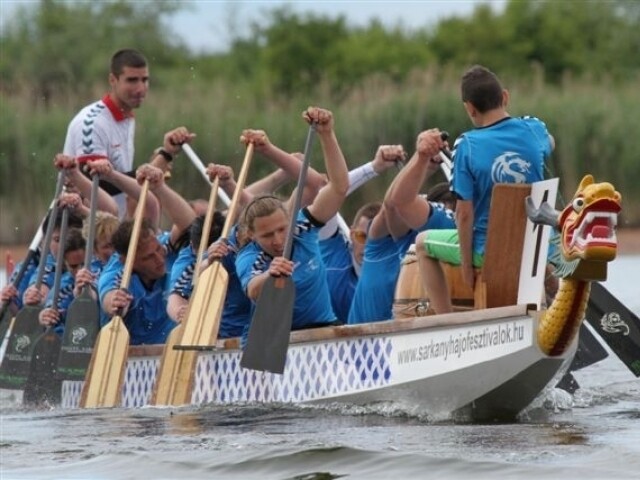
[1,256,639,480]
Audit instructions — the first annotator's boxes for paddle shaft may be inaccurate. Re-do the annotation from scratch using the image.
[194,176,219,287]
[284,126,315,258]
[182,143,231,207]
[33,171,67,291]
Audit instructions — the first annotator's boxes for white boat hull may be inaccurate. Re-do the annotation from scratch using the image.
[59,305,573,420]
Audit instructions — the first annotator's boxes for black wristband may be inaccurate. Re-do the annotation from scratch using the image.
[157,148,173,162]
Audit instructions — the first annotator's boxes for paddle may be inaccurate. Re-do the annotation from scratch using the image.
[57,173,101,380]
[23,206,69,406]
[177,143,255,349]
[241,125,316,374]
[0,172,65,389]
[584,281,640,376]
[0,211,48,353]
[80,179,149,408]
[182,143,231,207]
[152,176,220,406]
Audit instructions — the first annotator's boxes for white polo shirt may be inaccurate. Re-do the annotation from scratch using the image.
[63,94,136,217]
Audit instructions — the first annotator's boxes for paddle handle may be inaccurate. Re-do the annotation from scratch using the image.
[50,207,69,306]
[284,125,315,259]
[182,143,231,207]
[120,179,149,290]
[438,131,453,181]
[79,174,100,296]
[220,142,254,241]
[34,171,66,289]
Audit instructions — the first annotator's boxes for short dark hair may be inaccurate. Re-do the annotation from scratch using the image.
[64,228,86,255]
[460,65,504,113]
[427,182,456,204]
[189,211,226,251]
[42,208,84,233]
[352,202,382,227]
[111,218,155,255]
[110,49,147,77]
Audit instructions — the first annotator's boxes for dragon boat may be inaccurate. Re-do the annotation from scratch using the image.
[4,175,623,421]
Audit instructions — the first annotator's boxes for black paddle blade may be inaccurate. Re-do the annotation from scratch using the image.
[556,323,609,393]
[0,305,44,389]
[568,323,609,372]
[56,290,100,380]
[585,282,640,377]
[241,276,295,374]
[23,329,63,406]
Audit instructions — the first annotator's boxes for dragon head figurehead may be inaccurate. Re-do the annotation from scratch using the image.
[559,174,621,262]
[557,175,621,280]
[527,175,622,356]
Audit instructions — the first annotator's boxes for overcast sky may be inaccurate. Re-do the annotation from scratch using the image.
[1,0,507,53]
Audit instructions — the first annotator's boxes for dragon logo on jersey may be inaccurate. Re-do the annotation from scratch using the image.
[491,152,531,184]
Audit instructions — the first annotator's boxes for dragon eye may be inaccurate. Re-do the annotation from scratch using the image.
[572,197,585,212]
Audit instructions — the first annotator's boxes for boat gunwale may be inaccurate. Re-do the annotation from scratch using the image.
[128,304,536,358]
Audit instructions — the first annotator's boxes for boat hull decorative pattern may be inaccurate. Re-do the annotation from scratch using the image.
[61,314,534,409]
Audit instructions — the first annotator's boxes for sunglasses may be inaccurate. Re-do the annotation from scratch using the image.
[351,230,367,245]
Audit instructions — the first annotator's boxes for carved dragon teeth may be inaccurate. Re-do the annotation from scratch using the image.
[570,211,618,250]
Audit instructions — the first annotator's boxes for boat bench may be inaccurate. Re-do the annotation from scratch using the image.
[444,183,532,310]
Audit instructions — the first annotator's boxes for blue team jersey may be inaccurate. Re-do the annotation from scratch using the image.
[28,252,56,289]
[348,234,406,324]
[320,230,357,324]
[97,234,176,345]
[348,207,455,325]
[6,251,40,310]
[169,228,251,338]
[236,209,336,331]
[452,115,552,255]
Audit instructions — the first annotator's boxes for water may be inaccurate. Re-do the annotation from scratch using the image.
[1,256,639,480]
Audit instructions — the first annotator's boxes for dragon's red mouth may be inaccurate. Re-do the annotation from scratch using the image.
[563,199,620,258]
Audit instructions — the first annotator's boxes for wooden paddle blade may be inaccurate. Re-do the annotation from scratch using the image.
[80,316,130,408]
[241,276,295,374]
[22,329,62,406]
[151,324,198,406]
[0,305,44,389]
[56,289,100,380]
[178,263,229,347]
[585,282,640,377]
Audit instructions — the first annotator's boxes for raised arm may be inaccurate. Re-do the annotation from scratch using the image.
[136,163,196,244]
[54,154,119,216]
[205,163,252,224]
[91,159,160,224]
[241,129,327,199]
[302,107,349,224]
[384,129,446,229]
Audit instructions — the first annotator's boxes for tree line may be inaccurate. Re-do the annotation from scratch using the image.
[0,0,639,242]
